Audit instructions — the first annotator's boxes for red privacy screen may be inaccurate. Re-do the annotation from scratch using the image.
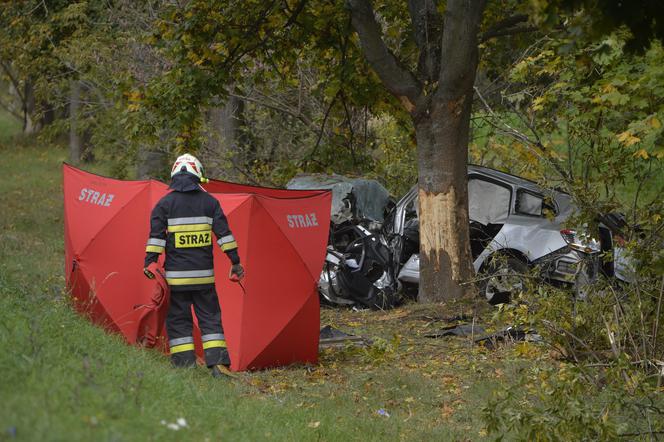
[63,164,331,370]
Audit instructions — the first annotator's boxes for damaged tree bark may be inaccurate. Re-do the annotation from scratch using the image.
[349,0,485,302]
[415,0,483,301]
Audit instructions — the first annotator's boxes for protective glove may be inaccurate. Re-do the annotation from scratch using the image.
[229,263,245,282]
[143,267,155,279]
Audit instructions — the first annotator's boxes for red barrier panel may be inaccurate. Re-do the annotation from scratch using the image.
[64,164,331,370]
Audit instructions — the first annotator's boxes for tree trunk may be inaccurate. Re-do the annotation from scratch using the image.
[414,0,485,302]
[348,0,486,302]
[205,94,245,180]
[136,146,168,180]
[69,81,81,165]
[23,79,36,135]
[41,101,56,127]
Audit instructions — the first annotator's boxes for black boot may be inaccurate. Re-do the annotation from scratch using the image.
[218,348,230,366]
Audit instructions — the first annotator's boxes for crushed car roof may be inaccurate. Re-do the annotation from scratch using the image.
[287,174,391,224]
[468,164,548,194]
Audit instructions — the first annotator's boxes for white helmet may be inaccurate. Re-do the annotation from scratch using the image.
[171,153,205,181]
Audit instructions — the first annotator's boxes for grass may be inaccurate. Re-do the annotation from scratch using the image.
[0,129,532,440]
[0,109,21,143]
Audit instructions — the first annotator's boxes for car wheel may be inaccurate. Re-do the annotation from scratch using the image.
[480,256,529,305]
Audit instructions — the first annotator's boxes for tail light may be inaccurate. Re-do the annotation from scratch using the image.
[560,229,601,254]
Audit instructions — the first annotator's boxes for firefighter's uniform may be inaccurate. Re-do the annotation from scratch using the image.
[144,169,240,368]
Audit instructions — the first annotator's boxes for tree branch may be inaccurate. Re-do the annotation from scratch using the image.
[0,60,25,104]
[408,0,443,83]
[228,91,315,132]
[304,90,340,166]
[473,86,572,180]
[481,25,538,42]
[348,0,421,110]
[480,13,529,42]
[223,0,306,72]
[0,97,22,120]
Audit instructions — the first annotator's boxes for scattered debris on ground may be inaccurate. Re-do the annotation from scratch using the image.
[425,324,486,339]
[319,325,371,349]
[474,327,542,350]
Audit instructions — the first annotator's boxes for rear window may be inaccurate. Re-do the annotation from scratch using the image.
[515,189,557,217]
[468,178,511,225]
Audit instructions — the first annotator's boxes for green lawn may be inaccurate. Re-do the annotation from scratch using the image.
[0,137,530,441]
[0,109,21,142]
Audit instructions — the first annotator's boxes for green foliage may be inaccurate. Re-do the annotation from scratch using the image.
[483,362,663,441]
[474,29,664,222]
[146,0,390,150]
[529,0,664,52]
[472,24,664,441]
[484,271,664,439]
[368,114,417,195]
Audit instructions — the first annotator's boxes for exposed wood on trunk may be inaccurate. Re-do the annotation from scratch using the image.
[415,98,475,301]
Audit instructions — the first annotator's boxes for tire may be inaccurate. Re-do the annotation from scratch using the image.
[479,256,529,305]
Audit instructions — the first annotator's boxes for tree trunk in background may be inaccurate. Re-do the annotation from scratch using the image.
[136,146,168,180]
[206,94,245,180]
[22,79,36,135]
[221,95,244,151]
[69,81,81,165]
[41,101,56,127]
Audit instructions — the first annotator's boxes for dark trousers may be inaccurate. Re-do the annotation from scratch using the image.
[166,286,230,367]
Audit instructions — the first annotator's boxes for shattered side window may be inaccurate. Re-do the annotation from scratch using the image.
[407,195,418,218]
[515,190,544,216]
[468,178,511,225]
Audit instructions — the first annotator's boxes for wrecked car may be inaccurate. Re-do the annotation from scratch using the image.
[287,175,399,309]
[290,166,614,309]
[287,174,392,229]
[384,165,606,304]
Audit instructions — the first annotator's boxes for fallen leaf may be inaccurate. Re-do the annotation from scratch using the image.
[441,404,454,419]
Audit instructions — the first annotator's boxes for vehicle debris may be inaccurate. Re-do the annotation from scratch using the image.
[319,325,371,348]
[288,174,399,309]
[319,225,399,309]
[426,323,542,349]
[474,327,542,350]
[425,324,487,338]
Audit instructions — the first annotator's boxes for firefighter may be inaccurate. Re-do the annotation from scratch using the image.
[143,153,244,377]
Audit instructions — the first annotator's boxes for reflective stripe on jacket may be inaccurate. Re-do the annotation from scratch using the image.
[144,173,239,291]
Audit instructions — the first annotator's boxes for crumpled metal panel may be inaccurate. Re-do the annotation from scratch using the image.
[287,174,391,224]
[397,254,420,283]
